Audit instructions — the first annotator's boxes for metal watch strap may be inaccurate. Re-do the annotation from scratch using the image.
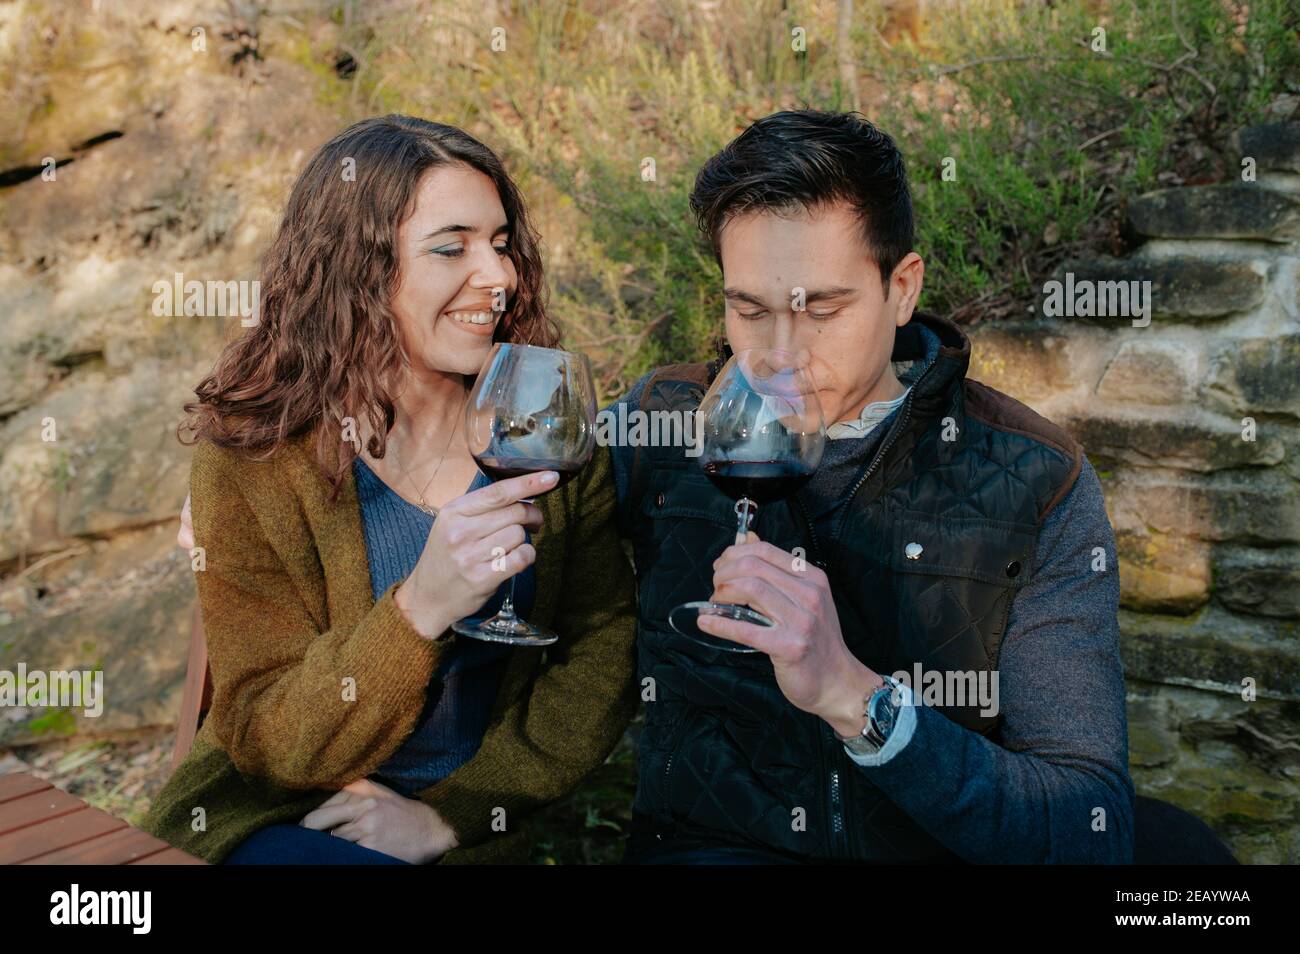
[837,675,900,756]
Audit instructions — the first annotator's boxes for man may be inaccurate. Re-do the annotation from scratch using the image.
[609,110,1135,863]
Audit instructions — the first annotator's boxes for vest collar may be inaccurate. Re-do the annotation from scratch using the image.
[893,310,969,389]
[891,310,971,425]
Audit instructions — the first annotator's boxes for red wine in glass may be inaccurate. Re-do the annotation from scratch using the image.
[474,455,584,491]
[703,459,815,505]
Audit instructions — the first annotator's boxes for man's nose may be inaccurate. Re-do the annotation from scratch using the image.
[769,313,798,354]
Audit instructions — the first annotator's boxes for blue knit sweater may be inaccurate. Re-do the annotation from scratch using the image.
[352,458,534,797]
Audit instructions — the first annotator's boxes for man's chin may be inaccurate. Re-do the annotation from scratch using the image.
[816,393,845,426]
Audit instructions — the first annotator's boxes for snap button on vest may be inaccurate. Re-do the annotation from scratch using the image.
[905,542,923,560]
[1006,560,1021,578]
[655,491,665,507]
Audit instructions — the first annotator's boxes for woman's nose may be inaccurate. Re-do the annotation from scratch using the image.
[469,243,512,293]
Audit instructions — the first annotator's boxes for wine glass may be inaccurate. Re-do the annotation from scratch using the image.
[668,349,826,653]
[452,343,597,646]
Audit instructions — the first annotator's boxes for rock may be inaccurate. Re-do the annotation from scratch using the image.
[0,5,337,424]
[1233,122,1300,174]
[1119,605,1300,700]
[1126,679,1300,863]
[1223,829,1300,865]
[0,523,195,744]
[966,323,1107,404]
[0,358,203,563]
[1047,258,1269,323]
[1157,764,1297,826]
[0,752,32,775]
[1101,467,1300,546]
[1214,547,1300,619]
[0,580,36,615]
[1064,406,1285,473]
[1115,529,1210,614]
[1127,183,1300,243]
[1125,693,1179,768]
[1095,338,1199,404]
[1204,334,1300,420]
[0,256,174,417]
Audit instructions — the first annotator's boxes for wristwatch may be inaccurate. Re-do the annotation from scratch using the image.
[835,675,903,757]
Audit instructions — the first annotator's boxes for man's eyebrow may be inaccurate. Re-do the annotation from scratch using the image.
[803,286,856,303]
[722,286,856,307]
[419,222,510,242]
[722,287,771,308]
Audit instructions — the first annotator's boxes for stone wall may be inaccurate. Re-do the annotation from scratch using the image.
[969,122,1300,864]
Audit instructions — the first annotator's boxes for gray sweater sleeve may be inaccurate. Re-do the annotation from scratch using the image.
[858,457,1136,864]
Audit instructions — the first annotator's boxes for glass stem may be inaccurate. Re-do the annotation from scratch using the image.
[497,576,518,622]
[734,496,755,545]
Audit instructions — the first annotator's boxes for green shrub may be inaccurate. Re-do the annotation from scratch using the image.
[331,0,1295,401]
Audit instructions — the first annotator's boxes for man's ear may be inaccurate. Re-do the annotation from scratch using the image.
[889,253,925,327]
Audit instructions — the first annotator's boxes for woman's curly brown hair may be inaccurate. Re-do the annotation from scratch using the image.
[179,115,560,500]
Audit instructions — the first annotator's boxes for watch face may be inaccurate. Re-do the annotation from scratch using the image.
[869,686,898,740]
[878,704,896,738]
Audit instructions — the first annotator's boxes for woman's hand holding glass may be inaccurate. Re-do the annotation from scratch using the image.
[393,470,554,639]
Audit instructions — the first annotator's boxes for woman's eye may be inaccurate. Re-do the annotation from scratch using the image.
[430,246,464,258]
[736,311,767,320]
[809,308,841,320]
[493,242,510,255]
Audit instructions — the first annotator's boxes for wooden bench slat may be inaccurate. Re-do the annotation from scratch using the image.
[0,770,207,865]
[0,772,52,803]
[0,786,86,836]
[0,806,126,864]
[128,846,207,865]
[20,825,172,865]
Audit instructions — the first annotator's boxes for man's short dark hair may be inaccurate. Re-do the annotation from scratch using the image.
[689,110,914,296]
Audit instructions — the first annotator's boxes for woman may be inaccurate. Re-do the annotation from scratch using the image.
[142,115,638,865]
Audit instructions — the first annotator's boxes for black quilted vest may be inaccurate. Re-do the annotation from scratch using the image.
[623,312,1082,862]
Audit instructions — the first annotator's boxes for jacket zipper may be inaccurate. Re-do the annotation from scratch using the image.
[792,493,823,567]
[831,378,922,547]
[829,746,847,857]
[811,354,939,859]
[785,493,837,857]
[661,715,685,820]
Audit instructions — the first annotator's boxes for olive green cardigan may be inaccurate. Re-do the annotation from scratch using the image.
[141,427,638,864]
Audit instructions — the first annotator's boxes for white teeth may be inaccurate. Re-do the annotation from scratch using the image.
[447,311,493,325]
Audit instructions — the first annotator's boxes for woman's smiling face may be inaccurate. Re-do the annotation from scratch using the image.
[390,162,518,378]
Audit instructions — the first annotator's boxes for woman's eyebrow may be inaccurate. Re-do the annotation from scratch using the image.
[421,224,473,241]
[420,221,510,242]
